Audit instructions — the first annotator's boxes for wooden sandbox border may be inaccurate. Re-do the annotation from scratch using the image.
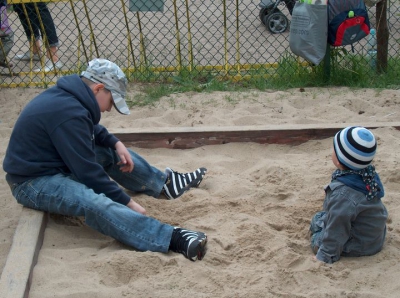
[112,123,400,149]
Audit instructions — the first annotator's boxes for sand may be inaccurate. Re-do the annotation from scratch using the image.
[1,86,400,297]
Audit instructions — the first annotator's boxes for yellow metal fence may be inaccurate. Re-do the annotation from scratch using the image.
[0,0,399,87]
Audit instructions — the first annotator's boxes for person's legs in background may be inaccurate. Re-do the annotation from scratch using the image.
[14,3,41,60]
[14,3,42,60]
[35,2,60,64]
[14,2,62,70]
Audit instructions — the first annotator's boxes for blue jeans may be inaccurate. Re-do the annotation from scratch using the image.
[9,146,173,252]
[95,145,167,198]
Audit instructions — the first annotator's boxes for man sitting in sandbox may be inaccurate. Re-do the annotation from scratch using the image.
[3,58,208,261]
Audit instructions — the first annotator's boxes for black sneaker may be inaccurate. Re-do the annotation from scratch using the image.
[169,228,208,261]
[163,167,207,200]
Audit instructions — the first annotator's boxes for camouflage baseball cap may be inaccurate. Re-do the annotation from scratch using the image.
[81,58,130,115]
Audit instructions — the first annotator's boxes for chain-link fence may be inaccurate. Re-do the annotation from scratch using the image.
[1,0,399,87]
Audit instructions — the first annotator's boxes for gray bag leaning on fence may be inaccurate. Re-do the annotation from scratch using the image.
[289,1,328,66]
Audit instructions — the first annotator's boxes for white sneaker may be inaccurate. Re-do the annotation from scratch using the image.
[33,60,63,72]
[15,51,41,61]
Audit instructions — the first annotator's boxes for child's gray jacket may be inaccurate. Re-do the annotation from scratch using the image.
[316,180,388,263]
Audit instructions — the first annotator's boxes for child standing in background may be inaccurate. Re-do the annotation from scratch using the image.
[0,0,13,68]
[310,126,388,264]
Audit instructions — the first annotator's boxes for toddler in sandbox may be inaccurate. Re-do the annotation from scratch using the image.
[310,126,388,264]
[0,0,13,68]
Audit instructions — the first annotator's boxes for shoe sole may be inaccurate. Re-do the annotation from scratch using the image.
[163,167,207,199]
[163,184,190,200]
[187,168,207,188]
[192,236,208,261]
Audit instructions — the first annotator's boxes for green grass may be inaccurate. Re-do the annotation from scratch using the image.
[125,52,400,108]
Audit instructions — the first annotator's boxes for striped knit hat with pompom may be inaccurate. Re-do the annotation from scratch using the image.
[333,126,377,171]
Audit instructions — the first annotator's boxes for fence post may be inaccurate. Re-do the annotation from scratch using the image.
[323,43,330,83]
[376,0,388,73]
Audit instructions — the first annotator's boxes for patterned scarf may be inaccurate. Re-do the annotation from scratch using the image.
[331,165,379,201]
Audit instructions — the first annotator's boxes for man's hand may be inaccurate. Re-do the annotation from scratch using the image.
[127,199,146,215]
[115,141,134,173]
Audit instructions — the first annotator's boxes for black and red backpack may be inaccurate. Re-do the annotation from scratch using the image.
[328,0,370,47]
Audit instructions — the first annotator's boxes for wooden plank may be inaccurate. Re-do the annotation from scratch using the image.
[112,123,400,149]
[0,208,48,298]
